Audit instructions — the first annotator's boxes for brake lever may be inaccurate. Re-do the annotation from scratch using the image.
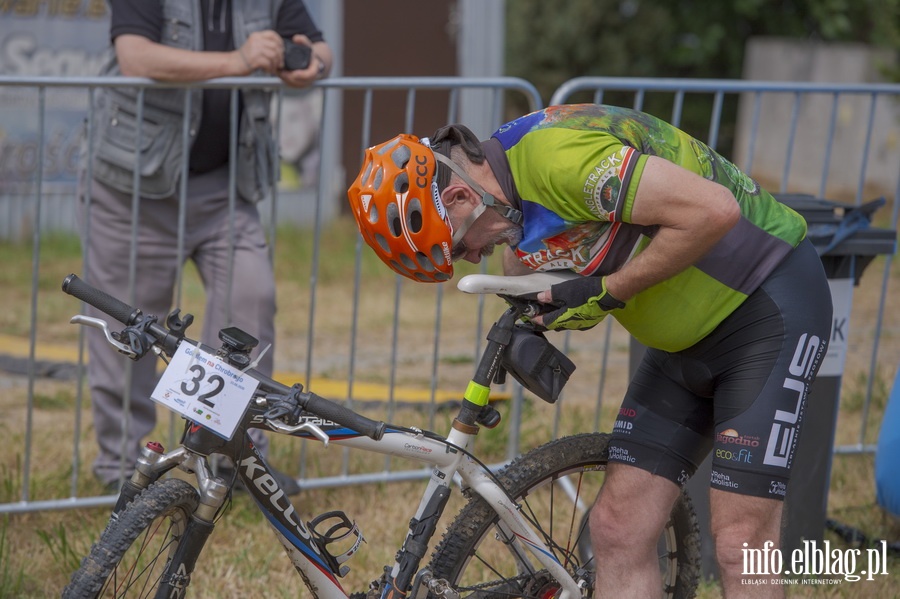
[263,389,332,445]
[266,419,330,446]
[70,315,135,357]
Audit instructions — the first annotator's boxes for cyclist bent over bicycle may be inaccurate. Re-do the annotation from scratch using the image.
[347,104,833,599]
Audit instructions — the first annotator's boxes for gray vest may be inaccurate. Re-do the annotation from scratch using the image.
[87,0,281,203]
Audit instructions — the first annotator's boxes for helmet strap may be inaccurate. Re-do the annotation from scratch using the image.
[433,153,523,231]
[451,202,487,246]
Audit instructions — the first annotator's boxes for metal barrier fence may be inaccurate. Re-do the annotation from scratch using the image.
[0,75,544,514]
[1,75,898,516]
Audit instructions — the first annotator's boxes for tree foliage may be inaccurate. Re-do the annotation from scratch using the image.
[506,0,900,107]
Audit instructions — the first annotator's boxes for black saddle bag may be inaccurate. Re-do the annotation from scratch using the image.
[499,325,576,403]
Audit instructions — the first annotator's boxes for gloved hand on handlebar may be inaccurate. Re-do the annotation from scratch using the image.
[538,276,626,331]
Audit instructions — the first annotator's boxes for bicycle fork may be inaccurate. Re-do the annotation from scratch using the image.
[111,441,230,595]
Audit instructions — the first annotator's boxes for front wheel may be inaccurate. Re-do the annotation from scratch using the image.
[429,433,701,599]
[63,478,201,598]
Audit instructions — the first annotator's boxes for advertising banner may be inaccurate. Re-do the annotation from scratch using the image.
[0,1,109,188]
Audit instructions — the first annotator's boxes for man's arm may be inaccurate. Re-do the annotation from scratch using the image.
[603,155,741,301]
[115,31,284,81]
[275,0,333,87]
[530,155,740,327]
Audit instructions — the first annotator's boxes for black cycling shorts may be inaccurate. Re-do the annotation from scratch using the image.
[608,239,833,500]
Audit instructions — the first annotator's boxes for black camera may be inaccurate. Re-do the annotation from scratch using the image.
[283,39,311,71]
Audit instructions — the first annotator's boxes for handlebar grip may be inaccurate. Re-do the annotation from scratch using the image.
[305,393,386,441]
[62,273,142,325]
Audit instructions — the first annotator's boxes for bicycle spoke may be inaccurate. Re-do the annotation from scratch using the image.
[102,521,176,598]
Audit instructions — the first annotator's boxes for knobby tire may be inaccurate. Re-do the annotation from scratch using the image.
[63,478,200,598]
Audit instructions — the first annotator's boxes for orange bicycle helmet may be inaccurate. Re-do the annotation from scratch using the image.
[348,134,454,282]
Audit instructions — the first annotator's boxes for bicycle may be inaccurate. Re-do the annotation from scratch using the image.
[60,270,701,599]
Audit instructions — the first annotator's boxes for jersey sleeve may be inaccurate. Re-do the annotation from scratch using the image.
[109,0,163,43]
[276,1,325,43]
[505,127,647,225]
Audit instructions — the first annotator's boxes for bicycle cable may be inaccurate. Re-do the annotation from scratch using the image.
[386,423,520,506]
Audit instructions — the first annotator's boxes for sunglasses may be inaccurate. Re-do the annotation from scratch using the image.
[450,239,468,262]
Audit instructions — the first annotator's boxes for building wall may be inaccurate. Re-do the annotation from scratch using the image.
[735,37,899,201]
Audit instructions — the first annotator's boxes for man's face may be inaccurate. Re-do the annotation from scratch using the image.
[448,198,523,264]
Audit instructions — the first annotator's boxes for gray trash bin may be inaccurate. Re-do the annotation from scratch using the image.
[629,194,897,579]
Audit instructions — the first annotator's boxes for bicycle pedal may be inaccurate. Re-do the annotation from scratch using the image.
[308,510,365,577]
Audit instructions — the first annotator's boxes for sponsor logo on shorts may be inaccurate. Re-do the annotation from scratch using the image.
[608,446,637,464]
[763,333,824,468]
[613,419,633,435]
[613,407,637,435]
[769,480,787,497]
[619,407,637,418]
[711,468,740,490]
[717,428,761,447]
[715,448,754,464]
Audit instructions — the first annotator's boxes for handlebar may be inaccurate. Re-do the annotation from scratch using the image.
[263,384,387,441]
[304,391,386,441]
[63,273,143,326]
[62,273,387,441]
[63,273,185,358]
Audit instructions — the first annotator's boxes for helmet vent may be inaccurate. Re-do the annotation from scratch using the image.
[391,145,412,169]
[368,203,379,223]
[400,253,417,271]
[394,173,409,194]
[390,260,409,277]
[415,252,435,272]
[378,138,400,155]
[375,233,391,255]
[431,244,447,266]
[406,198,423,232]
[360,161,373,186]
[373,166,384,190]
[386,203,402,237]
[434,271,451,282]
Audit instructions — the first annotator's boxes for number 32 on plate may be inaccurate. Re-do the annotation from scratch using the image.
[151,343,260,440]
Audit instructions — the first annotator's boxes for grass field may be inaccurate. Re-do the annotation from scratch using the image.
[1,213,899,597]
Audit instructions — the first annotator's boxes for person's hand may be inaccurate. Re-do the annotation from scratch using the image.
[236,30,284,75]
[279,34,325,88]
[534,276,623,331]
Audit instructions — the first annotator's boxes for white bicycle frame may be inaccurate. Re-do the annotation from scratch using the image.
[249,422,583,599]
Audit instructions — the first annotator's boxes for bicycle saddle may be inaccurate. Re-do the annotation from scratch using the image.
[456,271,580,298]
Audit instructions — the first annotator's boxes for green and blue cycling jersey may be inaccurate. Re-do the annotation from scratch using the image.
[486,104,808,352]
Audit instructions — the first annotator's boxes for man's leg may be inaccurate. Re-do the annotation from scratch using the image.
[592,463,682,598]
[186,169,277,459]
[710,490,784,598]
[78,180,179,487]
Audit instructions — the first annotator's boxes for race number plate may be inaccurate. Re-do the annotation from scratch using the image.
[151,342,259,440]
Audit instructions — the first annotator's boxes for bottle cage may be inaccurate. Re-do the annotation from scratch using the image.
[308,510,366,577]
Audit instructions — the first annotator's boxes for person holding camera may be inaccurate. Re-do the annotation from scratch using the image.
[78,0,332,495]
[347,104,833,597]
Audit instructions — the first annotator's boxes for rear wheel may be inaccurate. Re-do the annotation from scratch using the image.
[429,433,701,599]
[63,478,200,598]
